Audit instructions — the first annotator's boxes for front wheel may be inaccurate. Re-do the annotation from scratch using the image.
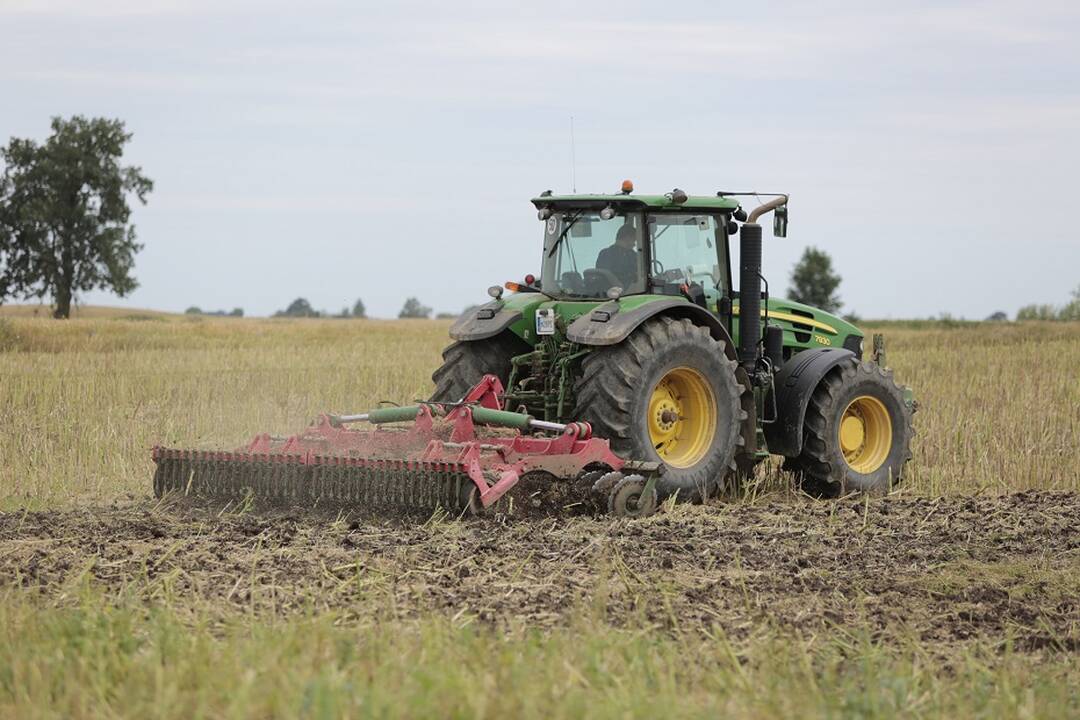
[793,358,914,495]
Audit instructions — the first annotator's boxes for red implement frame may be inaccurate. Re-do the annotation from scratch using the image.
[152,375,625,509]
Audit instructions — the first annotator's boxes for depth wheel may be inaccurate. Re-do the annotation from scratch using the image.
[794,358,914,496]
[608,475,657,518]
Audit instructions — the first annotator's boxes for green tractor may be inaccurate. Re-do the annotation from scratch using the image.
[432,183,915,500]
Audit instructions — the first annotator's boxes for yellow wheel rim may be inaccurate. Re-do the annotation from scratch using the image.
[647,367,716,469]
[839,395,892,474]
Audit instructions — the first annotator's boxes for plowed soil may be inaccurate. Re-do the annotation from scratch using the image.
[2,492,1078,653]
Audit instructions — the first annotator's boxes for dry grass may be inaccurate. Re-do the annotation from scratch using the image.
[0,314,452,509]
[1,312,1077,509]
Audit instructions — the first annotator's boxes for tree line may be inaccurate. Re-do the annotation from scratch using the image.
[1013,287,1080,322]
[270,296,459,320]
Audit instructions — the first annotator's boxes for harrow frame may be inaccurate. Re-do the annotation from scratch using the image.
[152,375,659,515]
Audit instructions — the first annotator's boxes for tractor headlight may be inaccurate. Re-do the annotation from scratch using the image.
[487,285,504,300]
[599,205,616,220]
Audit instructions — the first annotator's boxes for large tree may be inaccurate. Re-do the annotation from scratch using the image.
[0,116,152,318]
[788,246,842,313]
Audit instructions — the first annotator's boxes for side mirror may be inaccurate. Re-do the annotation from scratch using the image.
[773,206,788,238]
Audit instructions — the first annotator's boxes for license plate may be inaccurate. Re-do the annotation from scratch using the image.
[536,309,555,335]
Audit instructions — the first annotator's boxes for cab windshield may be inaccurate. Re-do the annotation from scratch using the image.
[540,210,646,298]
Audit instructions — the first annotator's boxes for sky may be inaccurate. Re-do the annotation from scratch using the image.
[1,0,1078,319]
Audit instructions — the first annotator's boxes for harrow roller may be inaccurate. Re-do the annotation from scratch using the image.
[153,452,471,512]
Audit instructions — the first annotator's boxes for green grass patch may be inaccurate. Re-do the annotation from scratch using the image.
[1,590,1077,720]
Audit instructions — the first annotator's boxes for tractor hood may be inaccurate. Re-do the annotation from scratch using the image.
[733,296,863,355]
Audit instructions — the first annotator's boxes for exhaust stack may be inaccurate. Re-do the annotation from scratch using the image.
[738,195,788,375]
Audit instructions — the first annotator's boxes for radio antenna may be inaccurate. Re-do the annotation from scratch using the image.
[570,116,577,193]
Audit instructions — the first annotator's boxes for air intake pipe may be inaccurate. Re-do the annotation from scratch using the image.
[738,195,788,375]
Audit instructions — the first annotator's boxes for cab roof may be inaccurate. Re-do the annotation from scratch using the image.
[531,192,742,212]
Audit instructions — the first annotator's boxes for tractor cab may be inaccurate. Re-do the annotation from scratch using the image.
[534,189,740,310]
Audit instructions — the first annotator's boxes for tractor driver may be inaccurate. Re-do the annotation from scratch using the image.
[595,224,640,288]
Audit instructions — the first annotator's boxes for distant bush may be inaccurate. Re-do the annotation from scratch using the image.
[935,312,965,328]
[1016,285,1079,321]
[399,297,432,319]
[985,311,1008,322]
[186,306,242,317]
[274,298,320,318]
[1016,304,1058,321]
[1059,286,1080,321]
[435,312,457,320]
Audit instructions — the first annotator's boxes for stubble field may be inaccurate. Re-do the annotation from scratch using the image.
[0,312,1077,718]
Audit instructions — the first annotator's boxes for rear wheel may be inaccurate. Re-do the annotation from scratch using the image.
[794,358,914,496]
[430,333,528,402]
[572,316,746,501]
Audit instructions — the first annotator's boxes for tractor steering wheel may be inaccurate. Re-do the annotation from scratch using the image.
[583,268,622,292]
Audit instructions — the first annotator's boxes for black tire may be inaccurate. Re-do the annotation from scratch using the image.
[794,358,914,496]
[731,364,759,489]
[430,333,528,403]
[572,316,746,501]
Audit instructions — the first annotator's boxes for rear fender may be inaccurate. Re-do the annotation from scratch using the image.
[449,301,523,341]
[764,347,855,457]
[566,299,737,361]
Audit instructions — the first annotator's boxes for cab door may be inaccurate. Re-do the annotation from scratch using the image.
[647,213,728,309]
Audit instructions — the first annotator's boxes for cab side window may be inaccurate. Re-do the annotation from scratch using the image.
[648,214,724,292]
